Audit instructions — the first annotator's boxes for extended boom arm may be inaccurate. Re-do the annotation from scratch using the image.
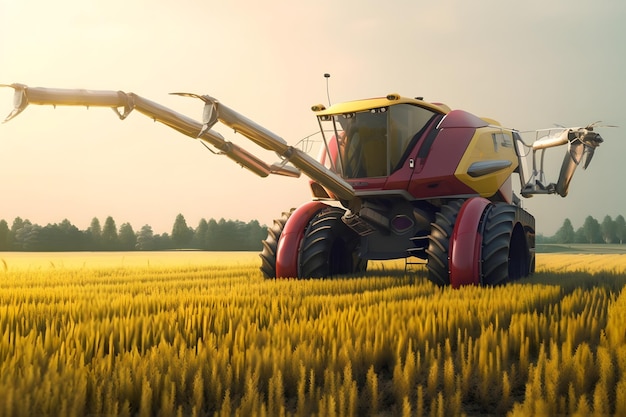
[2,84,295,178]
[518,124,605,197]
[2,83,356,201]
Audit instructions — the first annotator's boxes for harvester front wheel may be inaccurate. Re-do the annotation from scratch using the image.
[481,204,532,285]
[426,200,464,286]
[298,207,366,278]
[259,209,295,278]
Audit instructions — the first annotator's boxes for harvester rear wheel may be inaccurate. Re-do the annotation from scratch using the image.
[481,204,530,285]
[298,207,366,278]
[259,209,295,278]
[426,200,464,286]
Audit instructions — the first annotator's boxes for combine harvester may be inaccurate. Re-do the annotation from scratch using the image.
[1,83,605,286]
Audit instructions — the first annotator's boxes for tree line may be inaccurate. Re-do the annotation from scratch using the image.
[5,211,622,251]
[539,214,626,244]
[0,214,268,251]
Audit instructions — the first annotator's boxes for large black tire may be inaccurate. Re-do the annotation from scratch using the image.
[298,207,367,278]
[481,204,531,285]
[425,200,464,286]
[259,209,295,278]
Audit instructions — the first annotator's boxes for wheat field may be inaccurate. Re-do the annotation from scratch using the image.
[1,252,625,416]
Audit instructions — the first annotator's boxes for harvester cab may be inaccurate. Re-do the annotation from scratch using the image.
[1,83,606,287]
[313,94,445,182]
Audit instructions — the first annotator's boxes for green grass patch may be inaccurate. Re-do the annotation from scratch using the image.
[537,243,626,254]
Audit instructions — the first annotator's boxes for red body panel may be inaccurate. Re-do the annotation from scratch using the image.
[275,201,328,278]
[407,126,477,199]
[438,110,488,129]
[449,197,491,288]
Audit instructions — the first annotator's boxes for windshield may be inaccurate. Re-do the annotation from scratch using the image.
[318,104,437,179]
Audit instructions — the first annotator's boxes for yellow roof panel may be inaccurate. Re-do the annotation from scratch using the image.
[312,95,450,116]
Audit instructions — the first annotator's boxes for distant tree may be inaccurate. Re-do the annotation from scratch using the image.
[171,214,193,248]
[153,233,172,250]
[87,217,102,249]
[244,219,266,250]
[10,217,28,250]
[101,216,119,250]
[0,219,9,250]
[193,218,267,251]
[615,215,626,244]
[10,217,24,233]
[582,216,602,244]
[193,218,209,250]
[554,218,576,244]
[37,223,59,251]
[10,217,25,249]
[14,221,40,251]
[36,219,84,251]
[136,224,155,250]
[58,219,83,250]
[118,223,137,251]
[600,215,616,244]
[206,218,219,250]
[217,218,238,250]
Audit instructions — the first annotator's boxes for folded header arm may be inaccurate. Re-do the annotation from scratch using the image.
[516,124,605,198]
[2,84,356,201]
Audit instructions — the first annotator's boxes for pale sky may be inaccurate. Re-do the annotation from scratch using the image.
[1,0,624,236]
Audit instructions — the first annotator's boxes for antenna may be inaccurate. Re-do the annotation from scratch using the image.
[324,73,331,106]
